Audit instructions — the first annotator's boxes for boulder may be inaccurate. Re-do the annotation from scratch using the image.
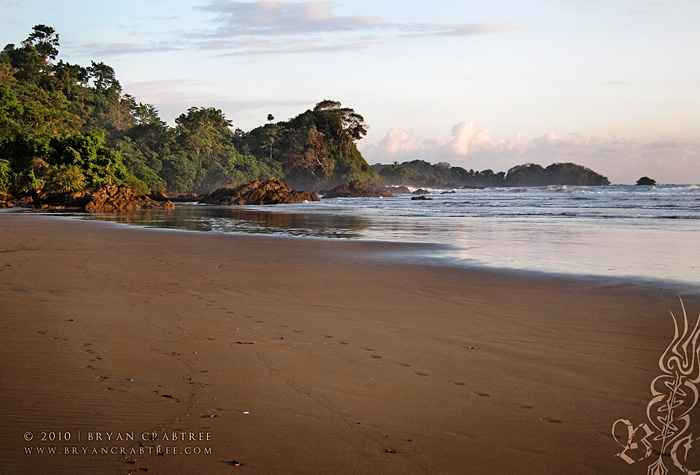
[388,185,411,194]
[411,195,433,201]
[412,189,431,195]
[149,189,170,201]
[0,193,13,209]
[198,177,319,205]
[323,179,394,198]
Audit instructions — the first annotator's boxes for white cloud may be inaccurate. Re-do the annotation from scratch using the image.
[448,121,492,155]
[191,0,519,55]
[198,0,385,36]
[361,122,700,184]
[63,1,518,58]
[80,41,183,56]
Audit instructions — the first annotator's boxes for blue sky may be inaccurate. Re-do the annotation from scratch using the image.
[2,0,699,183]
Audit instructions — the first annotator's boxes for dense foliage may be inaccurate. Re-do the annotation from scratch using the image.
[373,160,610,188]
[0,26,377,194]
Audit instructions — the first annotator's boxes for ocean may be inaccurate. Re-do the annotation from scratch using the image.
[21,184,700,287]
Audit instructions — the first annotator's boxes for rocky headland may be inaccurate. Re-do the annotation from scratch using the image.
[198,177,320,205]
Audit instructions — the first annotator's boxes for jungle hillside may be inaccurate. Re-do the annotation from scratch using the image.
[0,25,378,195]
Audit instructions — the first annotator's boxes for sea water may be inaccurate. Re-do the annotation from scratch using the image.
[35,184,700,286]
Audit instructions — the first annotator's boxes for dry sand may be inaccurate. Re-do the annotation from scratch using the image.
[1,212,698,474]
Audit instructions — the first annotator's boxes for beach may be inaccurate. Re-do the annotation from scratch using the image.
[1,212,698,474]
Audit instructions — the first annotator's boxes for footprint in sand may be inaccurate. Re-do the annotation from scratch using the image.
[413,371,428,377]
[541,417,562,424]
[450,381,466,386]
[338,341,349,345]
[160,394,180,403]
[362,348,374,352]
[280,325,289,328]
[396,363,411,367]
[292,330,302,333]
[472,391,490,397]
[513,403,533,410]
[254,320,264,323]
[370,355,382,359]
[322,335,333,339]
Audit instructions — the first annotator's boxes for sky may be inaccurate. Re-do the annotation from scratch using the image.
[1,0,699,184]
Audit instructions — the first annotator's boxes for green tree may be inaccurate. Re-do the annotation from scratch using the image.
[87,61,120,94]
[21,25,60,72]
[166,107,241,192]
[47,132,130,187]
[0,159,12,193]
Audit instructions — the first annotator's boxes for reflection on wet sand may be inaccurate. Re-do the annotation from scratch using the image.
[74,204,371,239]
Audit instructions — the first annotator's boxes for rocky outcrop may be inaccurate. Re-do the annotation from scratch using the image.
[198,177,319,205]
[0,193,14,209]
[636,176,657,186]
[169,193,200,202]
[412,189,431,195]
[149,190,170,201]
[323,179,394,198]
[388,185,411,194]
[31,185,175,212]
[411,195,433,201]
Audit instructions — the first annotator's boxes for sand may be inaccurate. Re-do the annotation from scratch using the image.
[1,212,698,474]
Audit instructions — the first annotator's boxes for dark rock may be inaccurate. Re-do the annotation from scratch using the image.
[636,176,657,186]
[441,190,456,194]
[149,189,170,201]
[0,193,33,208]
[33,184,175,212]
[388,185,411,194]
[0,193,13,208]
[198,177,319,205]
[323,179,394,198]
[411,195,433,201]
[412,189,431,195]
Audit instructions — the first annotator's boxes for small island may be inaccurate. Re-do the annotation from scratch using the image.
[636,176,657,186]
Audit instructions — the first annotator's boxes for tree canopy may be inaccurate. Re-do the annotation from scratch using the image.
[0,26,379,195]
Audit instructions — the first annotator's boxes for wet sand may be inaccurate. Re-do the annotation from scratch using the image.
[0,212,698,474]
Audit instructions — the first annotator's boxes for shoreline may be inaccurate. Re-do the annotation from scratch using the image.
[4,207,700,294]
[2,212,699,474]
